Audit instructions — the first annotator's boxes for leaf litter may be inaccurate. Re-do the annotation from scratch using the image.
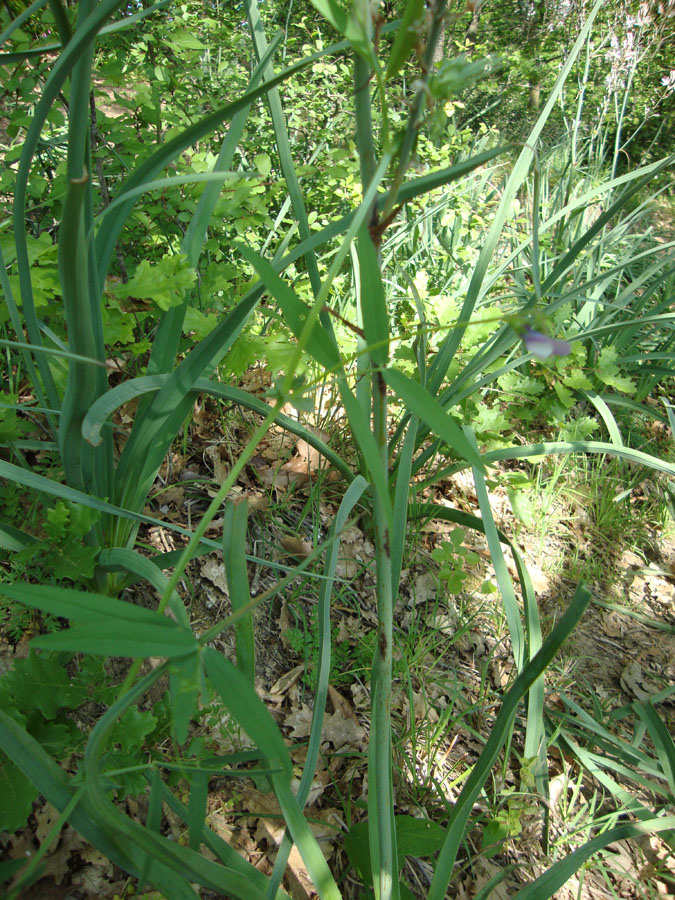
[3,381,675,900]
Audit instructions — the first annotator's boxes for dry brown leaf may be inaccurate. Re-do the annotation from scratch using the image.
[205,444,229,483]
[471,858,512,900]
[200,557,230,594]
[322,709,366,750]
[270,664,305,698]
[280,536,313,559]
[601,610,623,638]
[285,703,314,739]
[620,661,657,700]
[327,684,358,720]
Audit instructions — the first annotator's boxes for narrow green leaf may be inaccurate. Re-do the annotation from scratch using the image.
[223,501,256,683]
[511,816,675,900]
[358,226,389,366]
[187,771,209,852]
[428,584,592,900]
[31,622,198,658]
[465,427,525,668]
[237,244,340,370]
[203,649,291,778]
[0,583,178,628]
[634,703,675,797]
[169,652,202,746]
[483,441,675,477]
[98,547,191,630]
[386,1,425,79]
[383,368,483,468]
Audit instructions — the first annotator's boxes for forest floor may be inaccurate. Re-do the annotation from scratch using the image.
[2,374,675,900]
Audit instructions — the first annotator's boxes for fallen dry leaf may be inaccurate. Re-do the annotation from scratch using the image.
[270,664,305,698]
[280,536,314,559]
[620,661,658,700]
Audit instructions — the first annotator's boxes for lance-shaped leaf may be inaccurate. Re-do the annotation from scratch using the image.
[238,244,341,370]
[383,368,483,468]
[358,226,389,366]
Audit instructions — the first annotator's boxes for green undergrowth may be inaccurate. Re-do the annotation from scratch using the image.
[1,1,674,899]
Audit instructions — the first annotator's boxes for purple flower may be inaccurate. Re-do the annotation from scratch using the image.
[522,327,571,360]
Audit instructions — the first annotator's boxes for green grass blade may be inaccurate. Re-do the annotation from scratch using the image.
[634,703,675,797]
[268,476,368,896]
[187,771,209,851]
[31,623,198,658]
[223,500,256,683]
[204,648,291,776]
[358,227,389,366]
[238,244,341,369]
[555,730,675,847]
[390,419,418,600]
[383,368,483,469]
[581,390,624,446]
[0,708,181,892]
[465,426,525,669]
[12,0,125,409]
[274,781,343,900]
[511,816,675,900]
[427,584,592,900]
[112,292,262,530]
[245,0,322,297]
[0,0,49,46]
[205,649,341,897]
[0,582,179,627]
[153,778,290,895]
[427,0,604,395]
[483,441,675,477]
[82,374,353,482]
[98,0,170,36]
[168,652,202,747]
[98,547,190,629]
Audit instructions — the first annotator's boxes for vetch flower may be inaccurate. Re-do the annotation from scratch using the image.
[522,327,571,360]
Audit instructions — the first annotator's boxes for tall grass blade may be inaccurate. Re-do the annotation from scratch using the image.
[267,476,368,897]
[223,500,256,683]
[245,0,322,297]
[427,0,604,395]
[511,816,675,900]
[427,584,592,900]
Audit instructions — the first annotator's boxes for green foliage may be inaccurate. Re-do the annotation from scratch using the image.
[430,529,480,594]
[0,1,673,899]
[286,606,375,688]
[0,650,114,832]
[114,254,198,312]
[344,814,445,891]
[1,501,99,599]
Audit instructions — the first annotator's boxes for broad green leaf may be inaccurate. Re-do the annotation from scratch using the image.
[0,650,88,718]
[0,755,37,833]
[383,368,483,468]
[344,815,445,883]
[116,255,197,311]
